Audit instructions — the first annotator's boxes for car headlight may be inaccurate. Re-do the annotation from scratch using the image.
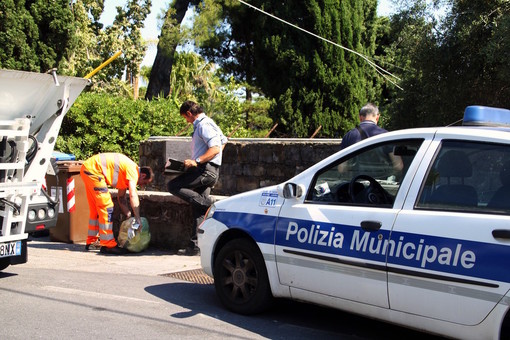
[28,210,36,221]
[37,208,46,219]
[204,204,216,220]
[47,207,55,219]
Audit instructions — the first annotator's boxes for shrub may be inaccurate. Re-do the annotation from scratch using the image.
[56,93,185,161]
[57,91,274,161]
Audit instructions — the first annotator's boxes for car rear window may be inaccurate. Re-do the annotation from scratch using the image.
[417,140,510,214]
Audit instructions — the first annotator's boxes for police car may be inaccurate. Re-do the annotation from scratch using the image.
[198,106,510,339]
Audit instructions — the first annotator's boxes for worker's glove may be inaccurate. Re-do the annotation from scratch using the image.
[131,220,140,230]
[128,220,140,239]
[127,227,136,240]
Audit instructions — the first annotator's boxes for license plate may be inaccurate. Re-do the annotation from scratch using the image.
[0,241,21,258]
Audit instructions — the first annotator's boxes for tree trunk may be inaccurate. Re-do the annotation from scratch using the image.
[133,75,139,100]
[145,0,195,100]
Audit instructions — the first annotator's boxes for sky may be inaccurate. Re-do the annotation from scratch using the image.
[101,0,395,66]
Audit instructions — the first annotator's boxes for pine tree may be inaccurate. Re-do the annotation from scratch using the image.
[246,0,381,137]
[0,0,75,72]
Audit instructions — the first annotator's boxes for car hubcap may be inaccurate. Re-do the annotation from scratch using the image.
[222,250,258,302]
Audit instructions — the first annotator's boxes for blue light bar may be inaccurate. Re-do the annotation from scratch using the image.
[463,106,510,127]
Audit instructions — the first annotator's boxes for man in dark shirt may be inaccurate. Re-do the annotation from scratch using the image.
[338,103,403,177]
[340,103,387,150]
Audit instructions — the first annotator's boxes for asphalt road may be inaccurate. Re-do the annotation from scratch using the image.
[0,237,445,339]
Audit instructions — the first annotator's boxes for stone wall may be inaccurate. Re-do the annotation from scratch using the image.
[140,137,342,196]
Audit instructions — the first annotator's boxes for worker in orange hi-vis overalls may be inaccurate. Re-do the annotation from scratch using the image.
[80,153,153,255]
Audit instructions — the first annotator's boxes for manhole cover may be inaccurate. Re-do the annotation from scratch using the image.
[162,269,214,285]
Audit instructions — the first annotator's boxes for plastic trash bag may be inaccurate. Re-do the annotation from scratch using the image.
[117,217,150,253]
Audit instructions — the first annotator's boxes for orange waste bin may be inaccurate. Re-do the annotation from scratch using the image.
[47,161,89,243]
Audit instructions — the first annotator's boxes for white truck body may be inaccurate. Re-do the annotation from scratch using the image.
[0,69,89,269]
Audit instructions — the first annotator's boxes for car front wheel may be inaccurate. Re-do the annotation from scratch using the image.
[213,238,273,314]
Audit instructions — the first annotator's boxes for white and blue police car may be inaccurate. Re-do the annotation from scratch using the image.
[198,106,510,339]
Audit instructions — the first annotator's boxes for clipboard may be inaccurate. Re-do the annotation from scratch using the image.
[165,158,185,173]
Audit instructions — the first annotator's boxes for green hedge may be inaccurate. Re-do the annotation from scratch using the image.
[56,92,273,161]
[56,93,186,161]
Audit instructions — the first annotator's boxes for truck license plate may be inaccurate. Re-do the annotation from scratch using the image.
[0,241,21,258]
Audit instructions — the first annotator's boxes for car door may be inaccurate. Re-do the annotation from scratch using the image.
[275,138,426,307]
[389,137,510,325]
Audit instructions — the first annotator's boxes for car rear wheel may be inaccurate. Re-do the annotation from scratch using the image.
[213,238,273,314]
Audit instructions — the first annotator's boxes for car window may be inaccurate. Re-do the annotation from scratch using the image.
[417,140,510,214]
[306,139,424,207]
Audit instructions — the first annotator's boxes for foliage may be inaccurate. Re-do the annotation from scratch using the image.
[168,51,219,104]
[56,92,185,161]
[56,82,273,160]
[58,1,103,76]
[166,51,274,138]
[0,0,150,84]
[195,0,383,137]
[96,0,151,82]
[386,0,510,129]
[204,76,274,138]
[195,0,259,99]
[0,0,76,72]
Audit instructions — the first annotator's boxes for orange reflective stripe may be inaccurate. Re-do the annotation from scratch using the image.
[99,228,115,241]
[88,229,98,236]
[88,219,99,236]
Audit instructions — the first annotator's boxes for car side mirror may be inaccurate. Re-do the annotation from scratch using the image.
[280,183,305,199]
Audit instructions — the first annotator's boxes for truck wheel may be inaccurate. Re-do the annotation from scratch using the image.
[0,258,10,271]
[213,238,273,314]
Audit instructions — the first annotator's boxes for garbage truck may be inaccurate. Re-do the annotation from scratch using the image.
[0,69,90,271]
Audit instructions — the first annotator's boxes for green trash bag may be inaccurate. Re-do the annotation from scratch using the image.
[117,217,151,253]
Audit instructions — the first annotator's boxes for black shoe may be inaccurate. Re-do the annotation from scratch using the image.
[99,246,128,255]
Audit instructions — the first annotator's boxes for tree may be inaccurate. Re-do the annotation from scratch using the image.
[386,0,510,129]
[60,0,105,76]
[102,0,151,99]
[242,0,382,137]
[0,0,150,88]
[195,0,258,101]
[145,0,200,100]
[165,50,274,137]
[167,51,219,104]
[0,0,76,72]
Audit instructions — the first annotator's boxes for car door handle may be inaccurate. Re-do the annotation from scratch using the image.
[492,229,510,239]
[360,220,382,232]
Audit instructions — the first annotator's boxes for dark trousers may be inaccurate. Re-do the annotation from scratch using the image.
[167,163,219,245]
